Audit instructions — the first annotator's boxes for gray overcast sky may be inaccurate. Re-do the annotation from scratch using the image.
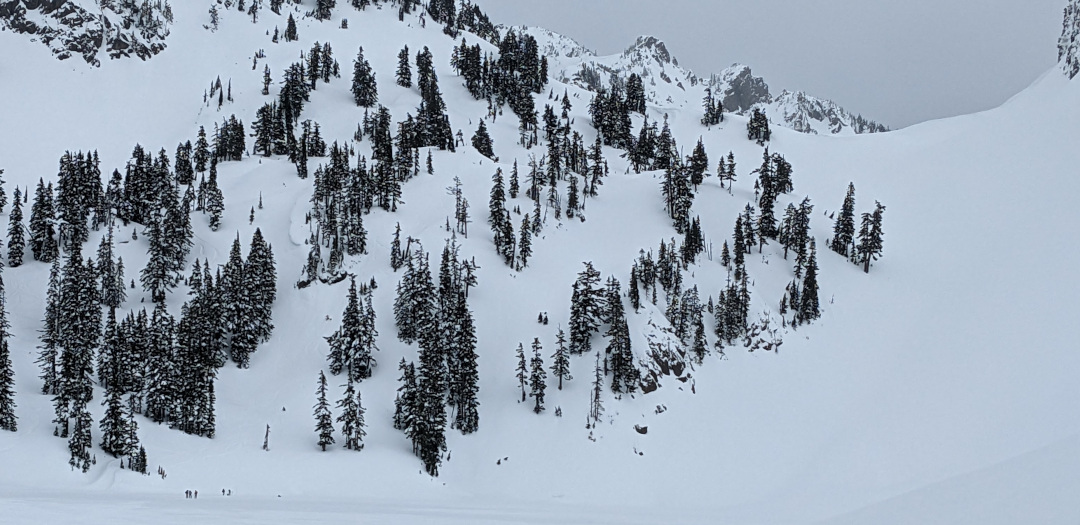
[478,0,1065,129]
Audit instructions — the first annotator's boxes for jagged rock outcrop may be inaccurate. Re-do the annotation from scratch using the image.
[0,0,172,66]
[1060,0,1080,79]
[510,25,887,135]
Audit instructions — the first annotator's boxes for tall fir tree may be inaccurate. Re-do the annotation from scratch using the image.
[831,182,857,257]
[856,202,886,273]
[8,187,24,267]
[0,271,16,432]
[550,327,571,390]
[396,45,412,87]
[351,47,378,107]
[313,370,335,451]
[336,379,366,450]
[529,338,546,413]
[30,179,59,263]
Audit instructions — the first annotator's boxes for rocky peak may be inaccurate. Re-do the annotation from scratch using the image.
[624,36,676,67]
[710,64,773,114]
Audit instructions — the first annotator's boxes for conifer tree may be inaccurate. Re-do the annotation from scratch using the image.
[99,380,128,457]
[30,179,58,263]
[7,187,24,267]
[568,262,602,354]
[471,120,495,159]
[0,272,15,432]
[529,339,546,413]
[799,239,821,322]
[514,342,527,402]
[194,127,210,173]
[37,258,61,396]
[396,45,412,88]
[588,352,604,425]
[517,215,532,270]
[550,327,571,390]
[831,182,857,257]
[336,379,366,450]
[351,47,378,107]
[68,397,93,472]
[313,371,335,451]
[326,277,376,381]
[856,202,886,273]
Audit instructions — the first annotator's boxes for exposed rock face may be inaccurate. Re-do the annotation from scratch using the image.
[712,64,771,114]
[0,0,172,66]
[510,25,888,135]
[710,65,888,135]
[1060,0,1080,79]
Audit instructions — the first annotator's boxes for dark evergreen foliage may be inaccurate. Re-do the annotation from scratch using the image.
[313,371,335,451]
[7,187,25,267]
[568,262,602,354]
[831,182,857,257]
[528,338,546,413]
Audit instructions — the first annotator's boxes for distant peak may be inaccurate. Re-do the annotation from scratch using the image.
[624,35,676,66]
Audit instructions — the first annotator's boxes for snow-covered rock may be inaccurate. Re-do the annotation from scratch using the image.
[0,0,172,66]
[1060,0,1080,79]
[512,25,887,135]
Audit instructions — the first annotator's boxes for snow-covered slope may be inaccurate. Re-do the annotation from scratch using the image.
[514,25,888,135]
[0,2,1078,524]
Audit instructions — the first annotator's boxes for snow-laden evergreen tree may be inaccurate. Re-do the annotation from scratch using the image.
[856,202,886,273]
[204,161,225,231]
[143,302,176,424]
[68,397,93,472]
[37,258,62,396]
[326,277,377,381]
[393,359,420,451]
[549,327,571,390]
[588,352,604,426]
[747,108,771,144]
[394,248,437,344]
[626,73,646,114]
[799,239,821,322]
[313,371,335,451]
[336,379,366,451]
[529,338,547,413]
[396,45,412,87]
[30,179,58,263]
[351,47,378,107]
[831,182,857,257]
[688,138,709,188]
[514,342,527,402]
[472,120,494,159]
[517,215,531,270]
[314,0,336,21]
[97,226,126,309]
[0,271,16,432]
[245,228,277,345]
[6,186,23,267]
[568,262,603,354]
[141,211,175,303]
[98,378,128,457]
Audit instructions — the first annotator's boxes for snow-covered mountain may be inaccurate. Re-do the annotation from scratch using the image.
[0,1,1078,525]
[514,26,888,135]
[0,0,173,65]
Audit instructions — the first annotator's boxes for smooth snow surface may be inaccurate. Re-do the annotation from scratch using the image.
[1,3,1078,524]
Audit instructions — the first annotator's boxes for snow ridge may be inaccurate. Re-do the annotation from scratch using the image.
[510,25,886,135]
